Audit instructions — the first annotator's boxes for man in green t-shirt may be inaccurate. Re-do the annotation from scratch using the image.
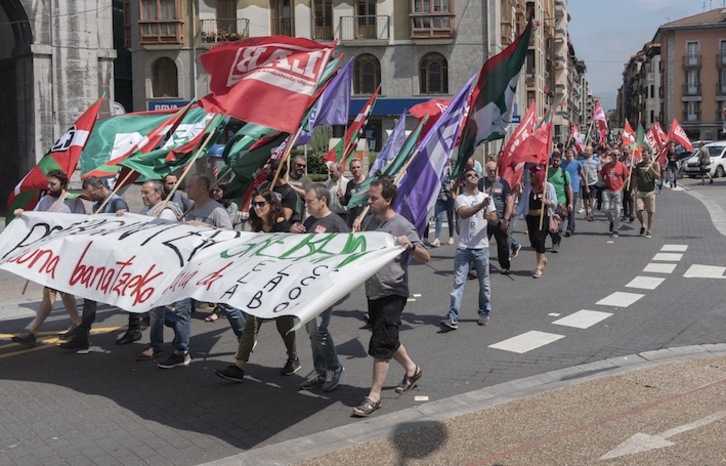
[546,152,573,253]
[632,149,660,239]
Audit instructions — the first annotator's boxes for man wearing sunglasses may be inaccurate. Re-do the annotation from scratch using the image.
[288,155,314,199]
[441,167,497,331]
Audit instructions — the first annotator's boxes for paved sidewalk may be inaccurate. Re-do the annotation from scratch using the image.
[207,348,726,465]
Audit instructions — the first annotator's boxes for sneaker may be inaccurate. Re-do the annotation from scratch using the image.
[611,231,619,238]
[447,237,455,245]
[322,366,344,392]
[157,352,191,369]
[215,364,245,383]
[645,232,652,239]
[551,243,560,253]
[510,244,522,259]
[500,269,511,275]
[116,329,142,345]
[59,324,79,341]
[299,371,325,390]
[430,238,441,247]
[710,178,714,184]
[564,231,571,237]
[477,315,490,326]
[280,357,301,376]
[639,226,646,236]
[440,318,458,330]
[11,332,36,346]
[577,207,585,214]
[59,334,90,353]
[629,216,635,223]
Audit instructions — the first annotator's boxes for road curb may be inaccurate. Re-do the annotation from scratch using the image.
[681,185,726,237]
[202,344,726,466]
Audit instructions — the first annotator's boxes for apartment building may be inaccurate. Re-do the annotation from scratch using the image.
[656,8,726,140]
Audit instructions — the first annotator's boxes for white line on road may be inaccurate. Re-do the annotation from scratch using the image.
[596,292,644,308]
[660,244,688,252]
[625,276,665,290]
[552,310,613,329]
[488,331,565,354]
[643,263,677,274]
[600,411,726,460]
[683,264,726,279]
[652,253,684,262]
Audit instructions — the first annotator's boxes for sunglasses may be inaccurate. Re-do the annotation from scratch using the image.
[466,173,478,178]
[296,163,307,168]
[251,201,268,208]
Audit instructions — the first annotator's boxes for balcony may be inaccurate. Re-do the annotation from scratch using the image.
[139,18,183,45]
[410,11,455,39]
[199,19,249,45]
[340,15,390,42]
[682,54,701,69]
[682,83,701,96]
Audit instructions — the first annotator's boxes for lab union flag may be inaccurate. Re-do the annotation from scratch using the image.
[199,36,335,134]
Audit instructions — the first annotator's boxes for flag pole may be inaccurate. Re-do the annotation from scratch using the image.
[583,118,595,146]
[93,169,136,214]
[270,127,304,189]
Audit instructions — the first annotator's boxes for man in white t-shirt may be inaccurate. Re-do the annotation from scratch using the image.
[441,167,497,330]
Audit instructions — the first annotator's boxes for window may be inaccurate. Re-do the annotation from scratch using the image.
[357,0,377,39]
[419,53,448,94]
[686,41,699,66]
[152,57,178,97]
[410,0,455,38]
[123,0,131,48]
[686,69,699,94]
[313,0,333,40]
[139,0,183,45]
[650,85,654,98]
[216,0,237,35]
[685,101,700,121]
[354,54,381,95]
[271,0,294,36]
[721,69,726,93]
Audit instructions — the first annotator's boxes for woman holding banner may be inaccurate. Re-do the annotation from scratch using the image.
[215,190,300,382]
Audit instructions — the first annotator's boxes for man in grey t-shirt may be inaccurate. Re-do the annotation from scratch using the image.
[352,178,430,418]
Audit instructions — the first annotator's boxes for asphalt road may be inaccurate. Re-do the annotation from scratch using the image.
[0,178,725,465]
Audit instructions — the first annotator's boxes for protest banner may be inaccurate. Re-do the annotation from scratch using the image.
[0,212,404,329]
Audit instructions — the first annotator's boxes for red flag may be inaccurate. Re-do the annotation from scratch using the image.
[499,101,537,188]
[409,98,451,138]
[500,111,553,188]
[322,86,379,167]
[199,36,335,134]
[593,100,608,143]
[667,118,694,152]
[569,123,585,153]
[646,125,666,165]
[6,97,103,220]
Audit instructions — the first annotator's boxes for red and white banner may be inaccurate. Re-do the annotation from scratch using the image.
[667,118,694,152]
[570,123,585,153]
[199,36,335,134]
[499,100,537,188]
[593,100,608,143]
[0,212,404,329]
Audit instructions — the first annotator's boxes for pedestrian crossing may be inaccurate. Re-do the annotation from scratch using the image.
[488,244,688,354]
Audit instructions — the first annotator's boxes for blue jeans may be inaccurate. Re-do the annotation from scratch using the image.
[149,305,178,351]
[446,248,492,322]
[667,165,678,187]
[434,198,454,239]
[217,302,246,339]
[566,193,579,233]
[305,306,341,376]
[172,300,246,355]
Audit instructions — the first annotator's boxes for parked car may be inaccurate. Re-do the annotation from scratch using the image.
[682,142,726,178]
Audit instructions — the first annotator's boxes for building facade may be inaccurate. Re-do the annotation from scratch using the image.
[656,8,726,140]
[0,1,116,212]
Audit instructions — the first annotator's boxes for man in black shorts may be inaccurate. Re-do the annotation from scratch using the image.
[352,178,430,417]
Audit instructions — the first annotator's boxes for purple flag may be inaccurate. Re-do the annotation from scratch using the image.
[296,59,353,146]
[394,74,476,237]
[369,109,407,177]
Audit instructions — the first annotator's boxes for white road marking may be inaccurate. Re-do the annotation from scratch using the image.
[488,331,565,354]
[652,253,683,261]
[683,264,726,279]
[547,313,561,317]
[607,240,614,244]
[643,263,677,274]
[600,411,726,460]
[625,276,665,290]
[412,294,422,297]
[596,292,644,308]
[660,244,688,252]
[414,396,429,402]
[552,310,613,329]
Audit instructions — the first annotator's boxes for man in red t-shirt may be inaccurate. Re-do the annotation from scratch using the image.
[599,150,629,237]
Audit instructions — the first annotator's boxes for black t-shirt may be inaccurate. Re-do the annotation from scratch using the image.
[274,183,303,223]
[303,213,350,234]
[342,180,365,227]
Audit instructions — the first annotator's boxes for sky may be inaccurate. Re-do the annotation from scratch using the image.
[567,0,715,111]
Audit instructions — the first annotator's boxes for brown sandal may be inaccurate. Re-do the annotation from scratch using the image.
[352,397,381,417]
[204,309,221,322]
[395,366,423,394]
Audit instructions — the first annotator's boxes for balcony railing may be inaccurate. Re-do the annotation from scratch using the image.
[718,82,726,95]
[199,18,249,44]
[140,19,183,45]
[682,54,702,68]
[410,11,455,38]
[683,110,700,122]
[683,83,701,96]
[718,53,726,69]
[340,15,390,41]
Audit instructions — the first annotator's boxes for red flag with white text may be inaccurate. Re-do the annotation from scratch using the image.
[570,123,585,153]
[199,36,335,134]
[667,118,694,152]
[593,100,608,143]
[499,100,537,189]
[409,98,451,138]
